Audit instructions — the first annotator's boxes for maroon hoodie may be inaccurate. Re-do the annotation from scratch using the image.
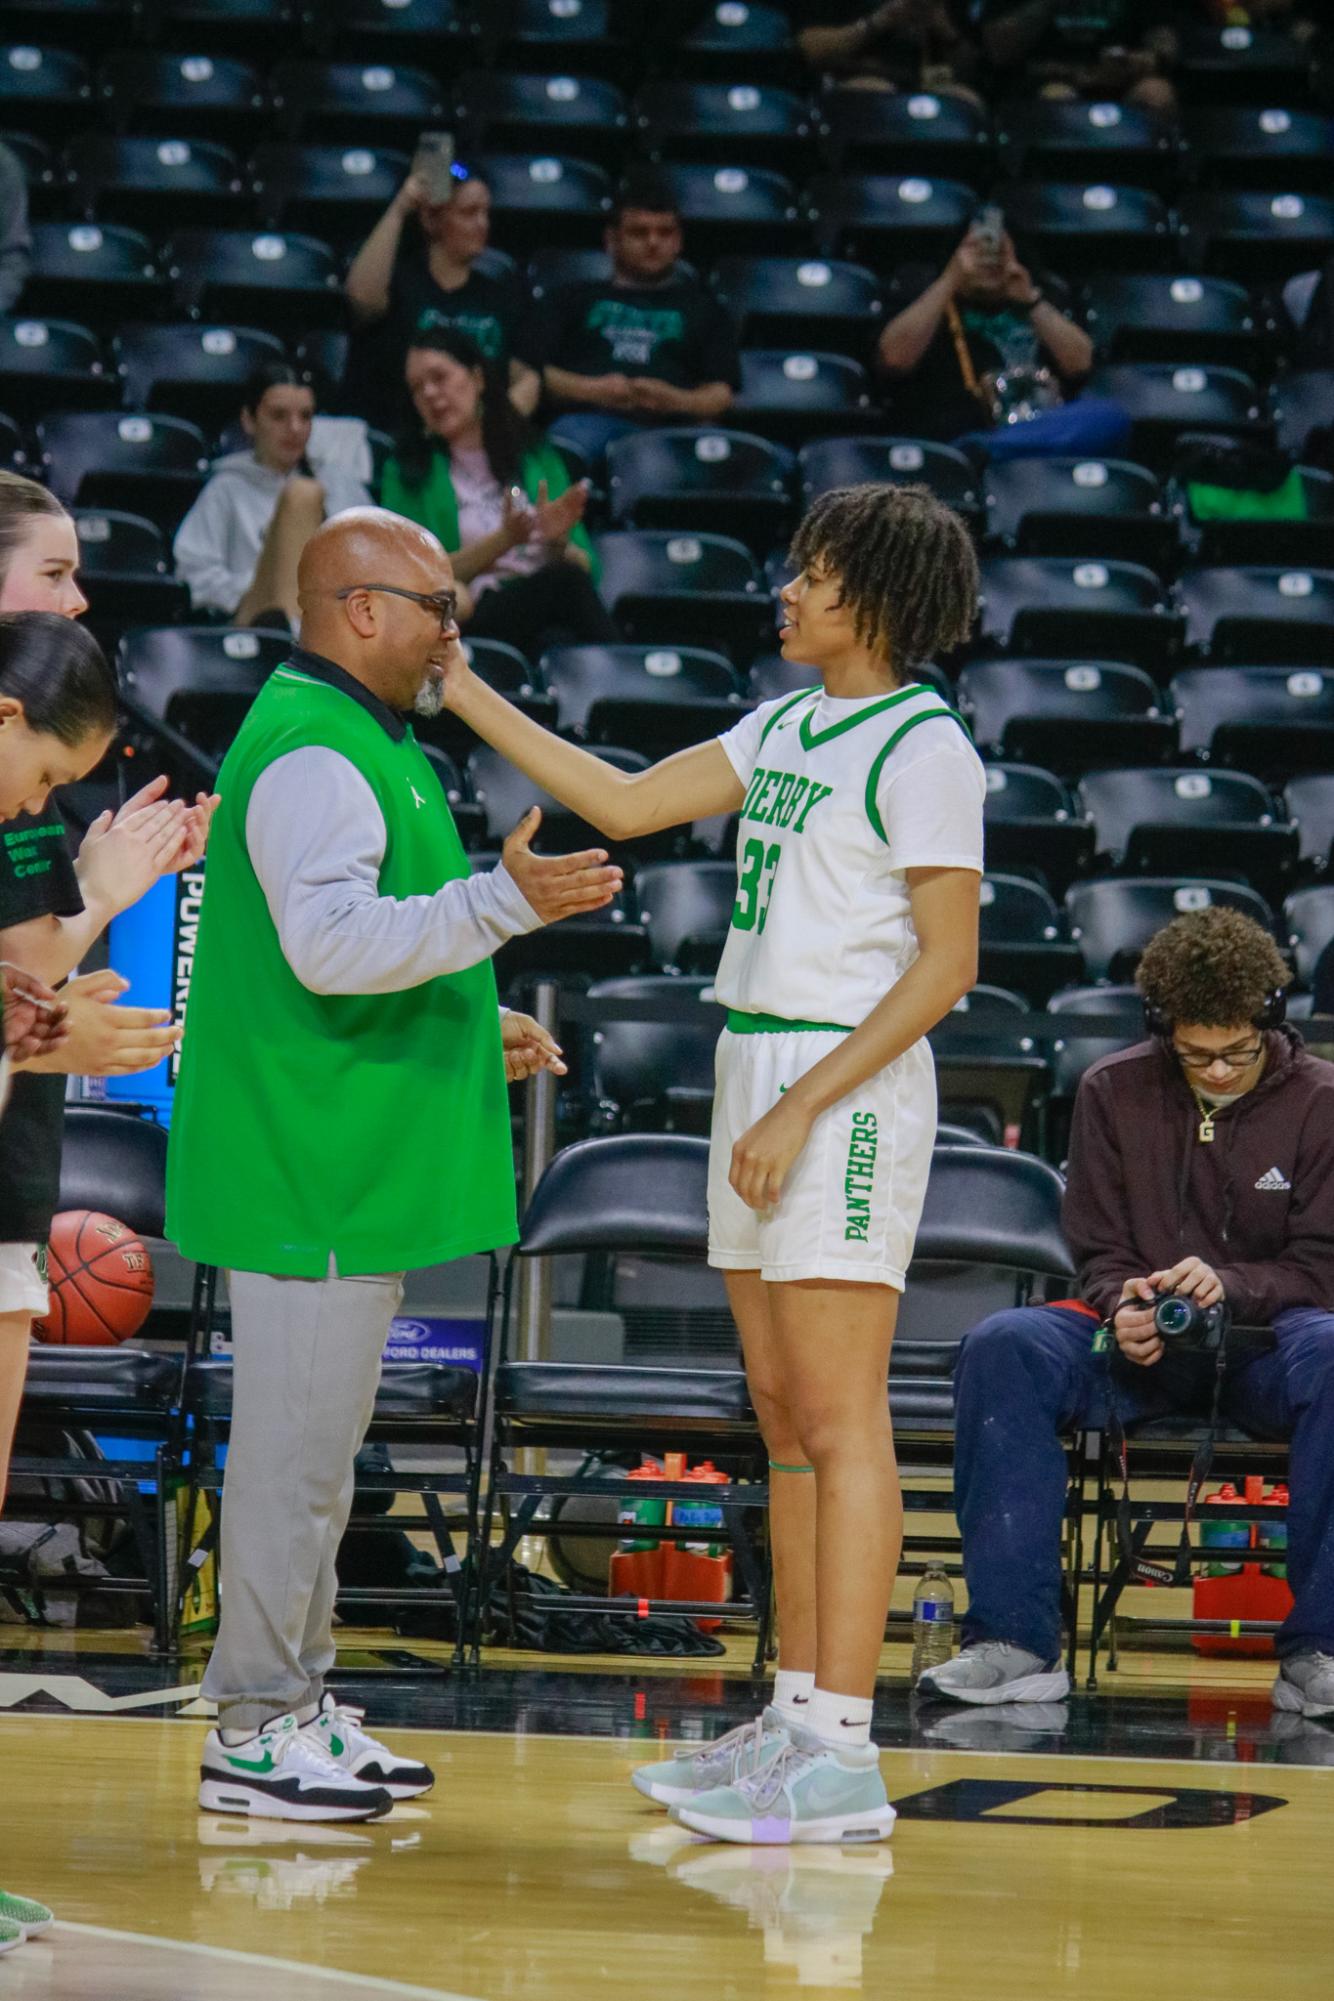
[1063,1027,1334,1326]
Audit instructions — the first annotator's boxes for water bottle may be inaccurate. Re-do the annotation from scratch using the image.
[911,1561,955,1679]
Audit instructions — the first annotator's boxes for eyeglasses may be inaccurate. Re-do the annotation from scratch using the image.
[1173,1040,1264,1074]
[333,583,458,633]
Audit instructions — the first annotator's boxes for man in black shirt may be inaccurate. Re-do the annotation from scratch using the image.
[536,170,742,465]
[877,222,1094,442]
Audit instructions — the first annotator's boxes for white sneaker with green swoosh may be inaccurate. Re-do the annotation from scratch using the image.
[308,1694,435,1798]
[198,1712,394,1821]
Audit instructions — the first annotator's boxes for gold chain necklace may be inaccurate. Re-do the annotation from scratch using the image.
[1189,1084,1217,1144]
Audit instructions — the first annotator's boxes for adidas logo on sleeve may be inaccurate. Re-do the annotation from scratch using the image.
[1255,1166,1292,1192]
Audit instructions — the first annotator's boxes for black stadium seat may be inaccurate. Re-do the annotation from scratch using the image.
[502,0,624,79]
[807,172,976,266]
[1171,665,1334,778]
[957,658,1176,770]
[635,79,814,172]
[1076,766,1297,903]
[733,350,871,449]
[0,317,117,415]
[1285,775,1334,879]
[474,151,613,252]
[1178,566,1334,664]
[595,529,772,664]
[799,435,981,530]
[97,52,270,146]
[9,0,141,58]
[115,323,288,432]
[1081,273,1263,370]
[977,872,1083,1004]
[459,70,629,168]
[251,142,411,236]
[166,230,344,330]
[1181,190,1334,284]
[159,0,295,51]
[711,257,883,359]
[680,2,795,85]
[974,557,1179,669]
[118,623,289,761]
[309,0,473,64]
[1285,886,1334,988]
[24,224,170,333]
[606,427,792,551]
[996,98,1176,191]
[983,457,1176,572]
[1187,106,1334,193]
[1000,181,1172,274]
[1271,371,1334,462]
[584,975,721,1135]
[655,162,803,257]
[1068,876,1274,984]
[1175,22,1310,105]
[0,130,56,219]
[0,44,92,139]
[539,642,744,754]
[271,60,447,149]
[72,511,190,643]
[38,410,210,531]
[819,86,990,179]
[66,135,250,231]
[1085,363,1266,470]
[982,762,1095,897]
[633,859,737,975]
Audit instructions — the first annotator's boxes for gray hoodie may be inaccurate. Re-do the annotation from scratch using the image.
[172,449,371,616]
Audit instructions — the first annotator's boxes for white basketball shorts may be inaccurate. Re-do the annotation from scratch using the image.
[707,1020,937,1290]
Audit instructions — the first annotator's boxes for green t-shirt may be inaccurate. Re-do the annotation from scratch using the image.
[166,660,517,1276]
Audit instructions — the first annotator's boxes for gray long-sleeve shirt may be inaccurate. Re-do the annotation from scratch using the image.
[246,745,541,994]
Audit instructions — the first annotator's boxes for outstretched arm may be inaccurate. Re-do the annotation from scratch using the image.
[443,646,745,838]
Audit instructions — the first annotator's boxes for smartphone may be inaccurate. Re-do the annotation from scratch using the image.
[970,203,1005,254]
[412,131,457,203]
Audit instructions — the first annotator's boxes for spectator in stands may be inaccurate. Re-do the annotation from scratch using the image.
[380,330,619,661]
[924,907,1334,1720]
[877,218,1125,453]
[173,363,371,631]
[0,142,29,314]
[344,160,540,430]
[535,169,742,465]
[969,0,1179,112]
[797,0,982,98]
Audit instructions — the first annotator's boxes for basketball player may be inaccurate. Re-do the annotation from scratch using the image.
[440,482,984,1843]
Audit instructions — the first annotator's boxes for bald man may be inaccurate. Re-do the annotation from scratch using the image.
[168,510,621,1821]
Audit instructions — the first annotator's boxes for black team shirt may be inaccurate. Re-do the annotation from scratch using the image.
[0,805,83,1244]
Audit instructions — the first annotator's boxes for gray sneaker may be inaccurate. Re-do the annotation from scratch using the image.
[630,1708,790,1808]
[1273,1651,1334,1719]
[916,1641,1070,1706]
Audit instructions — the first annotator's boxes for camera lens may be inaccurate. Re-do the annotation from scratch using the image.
[1155,1296,1193,1335]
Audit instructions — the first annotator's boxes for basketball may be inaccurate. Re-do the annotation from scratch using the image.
[33,1210,155,1347]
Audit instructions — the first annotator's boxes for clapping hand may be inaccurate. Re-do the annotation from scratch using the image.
[531,478,589,551]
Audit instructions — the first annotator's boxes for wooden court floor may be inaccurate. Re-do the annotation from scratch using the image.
[1,1653,1332,2001]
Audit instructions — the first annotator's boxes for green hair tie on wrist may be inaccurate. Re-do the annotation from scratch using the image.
[769,1460,815,1474]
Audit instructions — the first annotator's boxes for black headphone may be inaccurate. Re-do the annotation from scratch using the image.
[1143,988,1288,1041]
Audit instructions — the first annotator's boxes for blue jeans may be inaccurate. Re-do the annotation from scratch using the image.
[546,412,646,464]
[953,1304,1334,1664]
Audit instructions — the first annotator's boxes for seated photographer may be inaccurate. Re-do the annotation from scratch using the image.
[921,907,1334,1716]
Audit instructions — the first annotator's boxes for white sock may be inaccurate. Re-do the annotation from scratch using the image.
[807,1688,874,1750]
[294,1699,320,1727]
[771,1668,815,1723]
[220,1710,292,1747]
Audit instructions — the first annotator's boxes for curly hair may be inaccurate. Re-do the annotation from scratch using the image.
[788,482,979,672]
[1136,907,1292,1031]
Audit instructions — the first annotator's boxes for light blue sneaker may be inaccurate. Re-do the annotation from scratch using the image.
[675,1722,896,1846]
[630,1709,790,1809]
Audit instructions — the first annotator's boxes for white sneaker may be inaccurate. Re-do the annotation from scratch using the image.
[916,1641,1070,1707]
[199,1712,394,1822]
[307,1693,435,1799]
[1272,1651,1334,1719]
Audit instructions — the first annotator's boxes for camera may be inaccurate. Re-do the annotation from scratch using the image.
[1152,1292,1228,1354]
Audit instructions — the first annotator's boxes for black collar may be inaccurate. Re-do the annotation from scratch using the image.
[285,646,408,743]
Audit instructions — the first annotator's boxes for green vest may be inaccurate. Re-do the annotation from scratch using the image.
[166,663,517,1276]
[379,440,599,580]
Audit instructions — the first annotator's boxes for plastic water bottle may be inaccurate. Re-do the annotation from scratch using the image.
[911,1562,955,1679]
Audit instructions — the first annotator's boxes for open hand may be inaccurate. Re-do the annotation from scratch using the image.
[500,808,623,924]
[20,968,180,1077]
[1,962,68,1063]
[730,1092,815,1213]
[501,1008,568,1084]
[531,478,589,547]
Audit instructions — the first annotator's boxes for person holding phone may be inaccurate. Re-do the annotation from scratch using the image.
[379,329,620,662]
[344,150,540,431]
[876,216,1100,446]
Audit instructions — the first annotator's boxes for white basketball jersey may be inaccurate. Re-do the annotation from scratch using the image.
[714,682,986,1028]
